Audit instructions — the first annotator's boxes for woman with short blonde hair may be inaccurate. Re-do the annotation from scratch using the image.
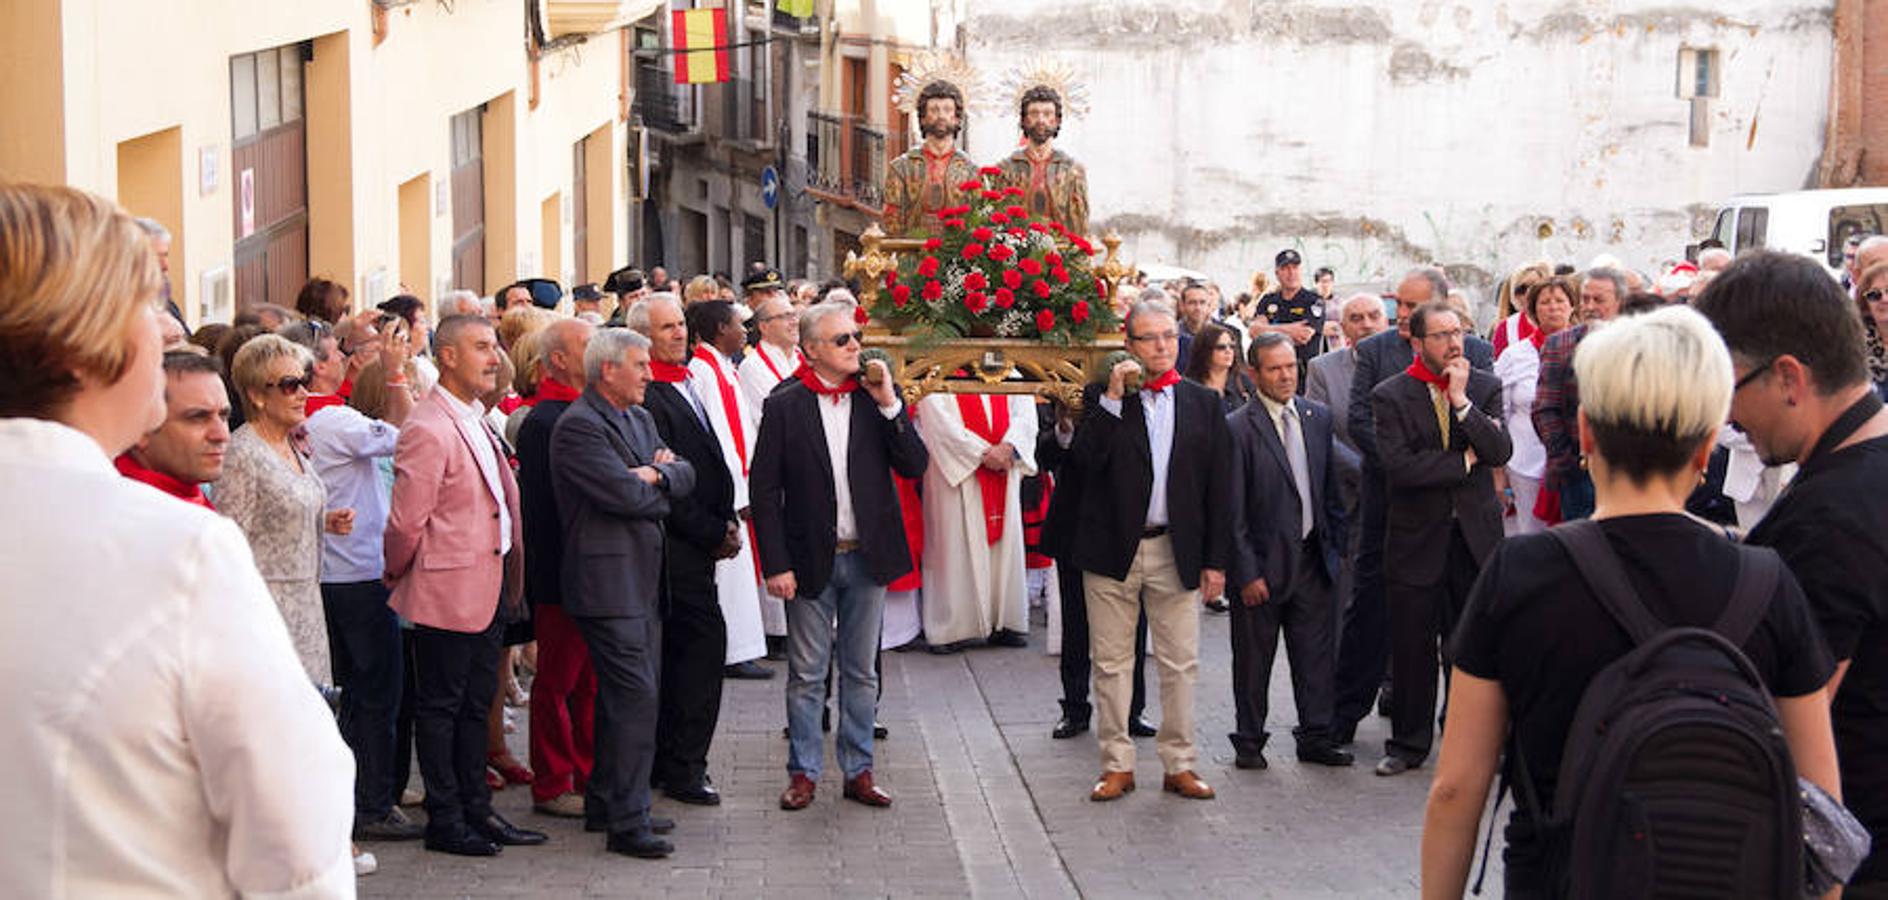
[0,182,355,893]
[683,274,719,305]
[1421,306,1841,898]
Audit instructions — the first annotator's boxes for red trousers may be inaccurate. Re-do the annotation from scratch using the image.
[528,603,597,803]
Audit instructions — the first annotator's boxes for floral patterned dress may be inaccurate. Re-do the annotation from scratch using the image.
[215,425,331,686]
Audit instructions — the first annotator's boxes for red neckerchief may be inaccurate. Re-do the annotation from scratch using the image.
[957,395,1012,545]
[1404,358,1451,387]
[794,363,857,405]
[525,377,581,407]
[337,378,354,400]
[759,342,799,382]
[1514,313,1538,347]
[694,345,749,475]
[114,453,214,510]
[649,359,691,384]
[305,393,345,417]
[496,392,526,415]
[1143,368,1182,394]
[1529,326,1549,351]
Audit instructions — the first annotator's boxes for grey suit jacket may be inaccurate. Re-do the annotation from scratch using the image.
[1305,349,1356,452]
[549,388,696,619]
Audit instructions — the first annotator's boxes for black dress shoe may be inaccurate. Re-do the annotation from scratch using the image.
[1128,715,1158,738]
[1331,722,1356,746]
[1052,716,1090,740]
[874,721,889,740]
[987,629,1028,648]
[724,660,775,680]
[1234,751,1268,770]
[474,812,549,846]
[354,812,425,841]
[1203,597,1230,615]
[664,777,722,806]
[1374,755,1418,777]
[607,828,674,859]
[425,825,501,857]
[591,815,674,834]
[927,640,965,654]
[1298,744,1356,767]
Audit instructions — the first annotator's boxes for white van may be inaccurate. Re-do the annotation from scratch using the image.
[1701,188,1888,277]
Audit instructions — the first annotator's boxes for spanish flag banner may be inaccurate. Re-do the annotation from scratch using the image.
[778,0,814,17]
[672,8,729,85]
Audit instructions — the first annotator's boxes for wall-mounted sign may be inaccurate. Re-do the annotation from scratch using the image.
[199,146,220,197]
[238,168,256,238]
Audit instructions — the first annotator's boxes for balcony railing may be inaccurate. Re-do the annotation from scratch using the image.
[632,62,693,133]
[851,121,887,208]
[807,110,891,209]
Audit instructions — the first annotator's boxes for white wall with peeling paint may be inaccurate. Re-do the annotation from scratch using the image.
[950,0,1834,316]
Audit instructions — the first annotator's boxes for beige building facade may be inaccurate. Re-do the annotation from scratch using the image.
[0,0,661,324]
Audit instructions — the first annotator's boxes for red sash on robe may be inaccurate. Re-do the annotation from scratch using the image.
[693,346,748,476]
[1023,472,1054,570]
[758,343,799,383]
[886,474,925,592]
[957,394,1011,544]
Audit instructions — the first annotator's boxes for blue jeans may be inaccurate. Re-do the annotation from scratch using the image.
[785,551,885,781]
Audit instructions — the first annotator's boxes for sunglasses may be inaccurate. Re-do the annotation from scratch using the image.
[827,330,863,348]
[269,371,315,394]
[1864,289,1888,304]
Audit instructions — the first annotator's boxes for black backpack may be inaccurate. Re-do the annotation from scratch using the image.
[1507,520,1803,899]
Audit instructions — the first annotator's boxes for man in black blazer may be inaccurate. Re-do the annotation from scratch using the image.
[1226,333,1353,771]
[630,295,739,807]
[1369,301,1510,776]
[515,318,597,819]
[1068,299,1232,803]
[750,301,928,812]
[549,328,695,859]
[1333,268,1495,745]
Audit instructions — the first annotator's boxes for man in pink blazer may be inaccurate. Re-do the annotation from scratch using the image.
[384,314,544,857]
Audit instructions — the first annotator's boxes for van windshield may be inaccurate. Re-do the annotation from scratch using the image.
[1830,204,1888,268]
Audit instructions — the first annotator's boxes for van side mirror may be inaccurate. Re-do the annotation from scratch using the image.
[1684,243,1700,262]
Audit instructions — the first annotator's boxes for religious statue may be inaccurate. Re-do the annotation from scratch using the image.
[993,63,1090,237]
[882,56,979,238]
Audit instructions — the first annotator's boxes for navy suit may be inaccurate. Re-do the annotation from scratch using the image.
[1226,396,1348,754]
[1332,329,1492,740]
[549,388,694,834]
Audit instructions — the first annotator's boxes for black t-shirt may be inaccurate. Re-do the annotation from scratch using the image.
[1452,514,1833,815]
[1746,434,1888,882]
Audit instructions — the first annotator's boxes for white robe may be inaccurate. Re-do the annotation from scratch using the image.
[917,393,1039,646]
[737,341,802,415]
[735,341,800,637]
[689,346,769,664]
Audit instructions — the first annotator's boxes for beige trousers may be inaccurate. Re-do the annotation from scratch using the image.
[1083,534,1200,775]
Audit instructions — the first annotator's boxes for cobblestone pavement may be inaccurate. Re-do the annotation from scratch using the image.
[361,606,1495,898]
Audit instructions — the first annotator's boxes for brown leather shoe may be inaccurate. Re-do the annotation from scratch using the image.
[779,773,817,811]
[1089,771,1136,802]
[1162,770,1216,800]
[842,770,893,807]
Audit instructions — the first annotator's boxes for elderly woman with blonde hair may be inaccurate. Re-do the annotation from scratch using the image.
[0,182,353,893]
[1420,305,1842,898]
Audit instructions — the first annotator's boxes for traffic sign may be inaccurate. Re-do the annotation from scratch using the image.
[761,166,780,210]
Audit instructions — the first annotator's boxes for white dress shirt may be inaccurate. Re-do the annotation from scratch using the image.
[1099,381,1176,528]
[305,405,401,583]
[812,375,901,542]
[438,387,512,555]
[0,418,355,899]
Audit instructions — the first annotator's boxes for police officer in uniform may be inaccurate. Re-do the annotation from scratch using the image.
[1254,249,1327,393]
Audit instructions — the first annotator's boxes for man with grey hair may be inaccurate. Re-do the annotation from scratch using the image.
[1332,268,1493,747]
[752,301,927,811]
[1531,266,1627,524]
[134,216,184,325]
[551,325,694,858]
[515,316,598,819]
[738,288,804,418]
[437,289,484,321]
[1697,245,1735,274]
[1063,298,1232,802]
[1306,292,1385,633]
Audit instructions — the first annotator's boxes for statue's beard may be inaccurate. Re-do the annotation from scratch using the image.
[921,120,960,140]
[1025,123,1059,145]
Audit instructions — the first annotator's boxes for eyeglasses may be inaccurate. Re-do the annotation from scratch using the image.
[269,374,314,394]
[826,330,863,348]
[1129,330,1179,345]
[1733,358,1775,392]
[1421,328,1466,342]
[1864,289,1888,304]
